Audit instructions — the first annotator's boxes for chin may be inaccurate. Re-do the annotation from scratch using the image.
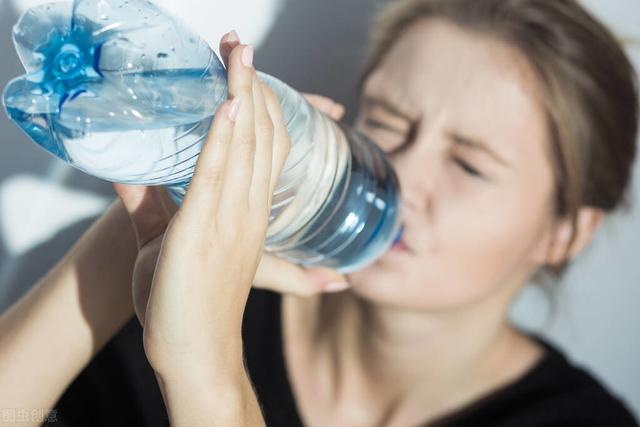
[345,253,482,312]
[348,249,407,287]
[346,252,422,309]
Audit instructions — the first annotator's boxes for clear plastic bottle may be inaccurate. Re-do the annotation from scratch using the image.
[2,0,402,273]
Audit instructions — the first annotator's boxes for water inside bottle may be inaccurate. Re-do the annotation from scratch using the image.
[4,8,225,184]
[3,0,402,273]
[275,130,402,273]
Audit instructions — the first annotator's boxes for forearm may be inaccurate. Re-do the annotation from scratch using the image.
[158,360,265,427]
[0,199,137,422]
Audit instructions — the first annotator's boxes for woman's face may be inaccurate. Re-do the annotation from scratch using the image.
[349,19,557,311]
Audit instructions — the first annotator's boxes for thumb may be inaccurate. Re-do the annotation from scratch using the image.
[254,253,350,297]
[113,183,172,249]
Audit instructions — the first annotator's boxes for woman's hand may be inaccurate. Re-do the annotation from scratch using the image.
[116,32,349,328]
[114,38,286,426]
[127,41,284,379]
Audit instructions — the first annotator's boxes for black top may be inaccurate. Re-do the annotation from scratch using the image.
[48,289,638,427]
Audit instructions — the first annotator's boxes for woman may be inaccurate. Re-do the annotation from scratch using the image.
[1,0,638,425]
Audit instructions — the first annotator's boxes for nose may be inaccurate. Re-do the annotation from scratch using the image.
[392,119,450,219]
[394,147,439,217]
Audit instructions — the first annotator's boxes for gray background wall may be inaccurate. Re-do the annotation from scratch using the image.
[0,0,638,419]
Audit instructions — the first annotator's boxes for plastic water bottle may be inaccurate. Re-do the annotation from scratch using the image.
[2,0,402,273]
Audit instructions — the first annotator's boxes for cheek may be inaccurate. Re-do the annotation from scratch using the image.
[436,173,553,283]
[348,169,554,311]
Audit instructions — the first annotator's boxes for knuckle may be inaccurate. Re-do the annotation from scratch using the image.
[237,134,256,152]
[238,80,253,95]
[200,167,224,187]
[231,76,254,98]
[257,120,275,139]
[196,167,223,186]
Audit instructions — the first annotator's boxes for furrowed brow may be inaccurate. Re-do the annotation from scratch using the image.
[450,132,510,167]
[363,96,414,123]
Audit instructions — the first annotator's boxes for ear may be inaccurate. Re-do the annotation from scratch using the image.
[535,207,606,267]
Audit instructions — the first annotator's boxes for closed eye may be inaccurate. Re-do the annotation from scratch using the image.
[361,117,412,155]
[364,117,407,136]
[453,157,483,179]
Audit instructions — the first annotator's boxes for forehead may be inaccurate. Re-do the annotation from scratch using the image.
[365,19,550,165]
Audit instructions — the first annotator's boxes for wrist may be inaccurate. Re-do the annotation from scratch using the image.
[150,338,245,385]
[157,363,247,394]
[158,369,263,427]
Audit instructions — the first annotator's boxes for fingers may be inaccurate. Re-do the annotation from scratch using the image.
[221,30,276,209]
[262,82,291,196]
[113,183,172,249]
[187,42,275,234]
[249,75,275,213]
[302,93,346,121]
[190,35,290,242]
[218,45,257,212]
[220,33,346,123]
[227,44,255,102]
[221,31,290,200]
[254,253,351,297]
[219,30,240,69]
[182,98,237,221]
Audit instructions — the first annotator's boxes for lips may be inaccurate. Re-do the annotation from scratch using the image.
[387,222,410,253]
[392,230,417,253]
[391,239,409,251]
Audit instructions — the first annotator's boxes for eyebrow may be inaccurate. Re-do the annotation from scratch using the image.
[363,96,414,123]
[362,96,417,138]
[363,117,408,137]
[449,132,510,167]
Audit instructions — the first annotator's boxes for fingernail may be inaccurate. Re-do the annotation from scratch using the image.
[227,29,240,43]
[323,281,351,293]
[242,45,254,68]
[228,97,241,122]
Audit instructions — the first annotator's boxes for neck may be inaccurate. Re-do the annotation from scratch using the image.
[321,282,537,405]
